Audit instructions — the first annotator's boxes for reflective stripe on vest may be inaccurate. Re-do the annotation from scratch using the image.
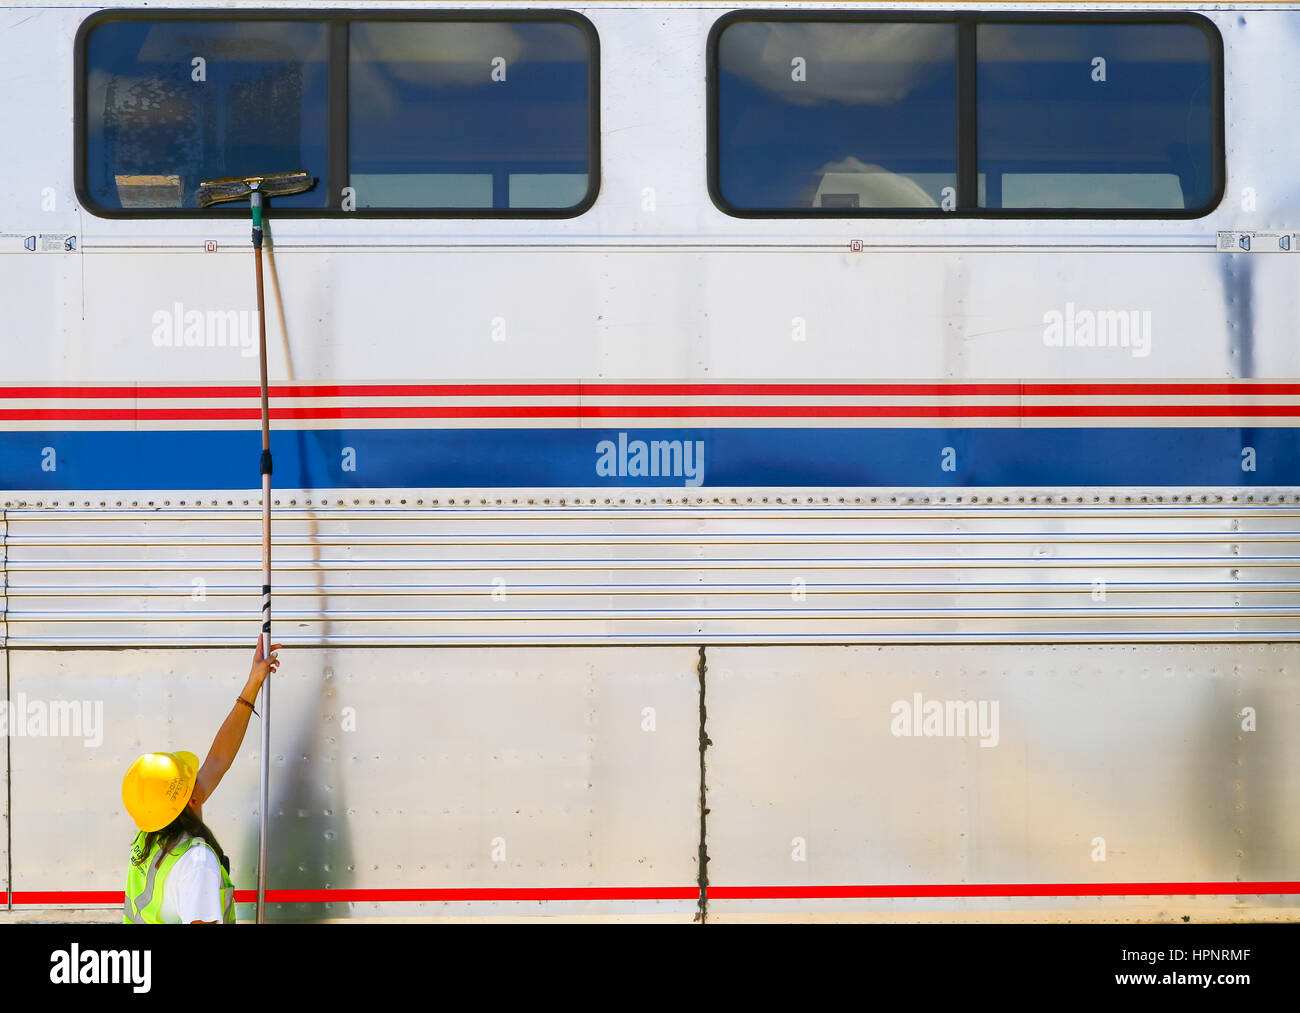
[124,830,236,924]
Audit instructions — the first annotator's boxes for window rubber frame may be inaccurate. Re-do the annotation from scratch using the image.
[73,6,602,220]
[705,8,1226,220]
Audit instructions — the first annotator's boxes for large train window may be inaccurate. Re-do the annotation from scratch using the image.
[708,12,1223,218]
[76,11,599,218]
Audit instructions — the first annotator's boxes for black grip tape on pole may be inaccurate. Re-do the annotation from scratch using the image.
[260,450,273,475]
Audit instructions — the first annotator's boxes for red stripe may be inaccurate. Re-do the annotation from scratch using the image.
[8,888,698,905]
[0,383,1020,399]
[582,383,1025,397]
[0,384,584,400]
[577,404,1300,419]
[1028,382,1300,397]
[237,887,700,903]
[3,404,1300,422]
[707,881,1300,899]
[0,405,1029,420]
[1,382,1298,401]
[10,891,125,905]
[13,882,1300,906]
[1023,404,1300,417]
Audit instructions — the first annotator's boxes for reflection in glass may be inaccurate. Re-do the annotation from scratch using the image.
[716,22,958,211]
[348,22,591,210]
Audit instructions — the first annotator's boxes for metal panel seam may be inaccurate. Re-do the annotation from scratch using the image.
[695,645,709,924]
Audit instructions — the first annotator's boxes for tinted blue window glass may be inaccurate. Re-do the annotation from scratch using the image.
[977,24,1216,210]
[716,22,958,211]
[85,21,329,210]
[349,22,592,210]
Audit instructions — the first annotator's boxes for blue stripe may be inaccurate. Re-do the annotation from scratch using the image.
[0,427,1295,490]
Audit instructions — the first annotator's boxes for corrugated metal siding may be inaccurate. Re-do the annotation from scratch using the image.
[3,491,1299,645]
[1,508,7,648]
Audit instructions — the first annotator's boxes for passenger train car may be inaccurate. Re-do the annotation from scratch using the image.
[1,0,1297,922]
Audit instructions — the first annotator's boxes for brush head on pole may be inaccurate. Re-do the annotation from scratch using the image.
[197,171,315,208]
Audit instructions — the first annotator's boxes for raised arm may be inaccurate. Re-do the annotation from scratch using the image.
[193,635,281,804]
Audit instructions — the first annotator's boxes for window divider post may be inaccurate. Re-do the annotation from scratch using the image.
[956,19,979,212]
[328,19,350,211]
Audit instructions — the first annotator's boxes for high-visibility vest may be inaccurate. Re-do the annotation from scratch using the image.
[124,830,236,924]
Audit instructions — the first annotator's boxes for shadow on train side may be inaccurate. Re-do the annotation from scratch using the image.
[254,660,357,923]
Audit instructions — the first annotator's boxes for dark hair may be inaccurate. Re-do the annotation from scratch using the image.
[134,805,226,870]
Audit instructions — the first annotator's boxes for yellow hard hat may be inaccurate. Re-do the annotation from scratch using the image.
[122,751,200,832]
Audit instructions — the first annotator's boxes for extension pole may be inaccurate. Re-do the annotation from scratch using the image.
[251,184,273,925]
[198,168,312,926]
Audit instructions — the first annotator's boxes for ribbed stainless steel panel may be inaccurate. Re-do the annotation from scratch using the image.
[705,643,1300,920]
[3,491,1299,646]
[1,507,8,906]
[8,647,701,920]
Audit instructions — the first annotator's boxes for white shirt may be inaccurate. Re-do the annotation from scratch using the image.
[157,840,224,924]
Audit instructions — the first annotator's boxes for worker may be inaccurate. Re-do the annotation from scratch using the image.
[122,635,281,923]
